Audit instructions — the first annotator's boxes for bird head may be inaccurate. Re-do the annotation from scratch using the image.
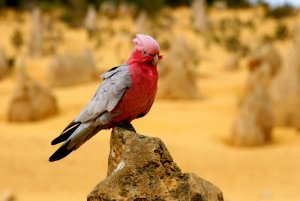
[129,34,163,65]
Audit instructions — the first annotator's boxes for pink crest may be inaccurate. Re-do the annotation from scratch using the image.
[133,34,160,54]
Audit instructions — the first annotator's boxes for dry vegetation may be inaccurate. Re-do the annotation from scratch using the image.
[0,2,300,201]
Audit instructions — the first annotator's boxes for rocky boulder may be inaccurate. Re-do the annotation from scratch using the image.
[223,54,239,71]
[47,49,98,87]
[232,86,273,146]
[85,4,98,39]
[192,0,209,32]
[88,127,223,201]
[157,37,200,99]
[269,24,300,129]
[7,59,58,122]
[28,7,43,57]
[240,41,281,105]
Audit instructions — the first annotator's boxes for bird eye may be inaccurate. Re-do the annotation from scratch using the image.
[142,51,149,56]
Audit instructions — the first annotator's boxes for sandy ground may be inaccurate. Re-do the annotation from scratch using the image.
[0,7,300,201]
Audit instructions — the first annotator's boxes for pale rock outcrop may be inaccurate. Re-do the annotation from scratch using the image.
[157,37,200,99]
[88,127,224,201]
[28,7,43,57]
[270,24,300,128]
[223,54,239,71]
[7,57,58,122]
[47,49,98,87]
[2,191,15,201]
[241,41,281,104]
[192,0,209,32]
[85,5,98,39]
[135,11,151,34]
[232,86,273,146]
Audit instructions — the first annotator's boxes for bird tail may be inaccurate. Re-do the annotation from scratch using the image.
[49,121,101,162]
[51,121,80,145]
[49,140,74,162]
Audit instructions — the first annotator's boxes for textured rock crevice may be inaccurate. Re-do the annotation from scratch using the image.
[88,127,223,201]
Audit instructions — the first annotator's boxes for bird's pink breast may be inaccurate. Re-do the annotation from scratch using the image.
[111,63,158,123]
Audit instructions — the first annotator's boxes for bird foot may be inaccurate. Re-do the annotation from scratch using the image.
[116,122,136,132]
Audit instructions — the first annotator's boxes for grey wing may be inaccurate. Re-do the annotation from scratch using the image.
[74,64,131,123]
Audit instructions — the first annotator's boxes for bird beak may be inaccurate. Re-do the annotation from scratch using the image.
[153,54,162,65]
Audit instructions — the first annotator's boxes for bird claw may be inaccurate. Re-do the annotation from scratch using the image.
[116,122,136,132]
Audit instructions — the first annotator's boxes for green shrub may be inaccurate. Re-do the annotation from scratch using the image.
[7,57,15,68]
[223,35,249,56]
[224,35,241,52]
[59,9,83,28]
[37,1,63,12]
[129,0,165,17]
[207,0,251,8]
[165,0,193,7]
[226,0,251,8]
[274,23,289,40]
[266,4,295,19]
[11,28,23,52]
[0,0,5,9]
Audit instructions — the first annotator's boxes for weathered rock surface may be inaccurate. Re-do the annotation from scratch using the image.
[88,127,223,201]
[157,37,200,99]
[47,49,98,87]
[85,4,98,39]
[270,24,300,129]
[135,11,151,35]
[232,86,273,146]
[223,54,239,71]
[28,7,43,57]
[192,0,209,32]
[247,41,281,76]
[240,41,281,104]
[7,58,58,122]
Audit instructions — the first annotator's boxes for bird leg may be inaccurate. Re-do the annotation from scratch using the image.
[116,121,136,132]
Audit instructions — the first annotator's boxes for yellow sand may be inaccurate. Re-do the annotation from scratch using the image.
[0,7,300,201]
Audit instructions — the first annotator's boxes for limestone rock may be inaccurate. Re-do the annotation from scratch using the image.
[2,191,15,201]
[85,5,98,39]
[223,54,239,71]
[241,41,281,104]
[270,24,300,128]
[100,2,117,18]
[213,1,227,10]
[232,86,273,146]
[47,49,98,87]
[88,127,223,201]
[192,0,209,32]
[135,11,151,34]
[157,37,200,99]
[28,7,43,57]
[247,41,281,76]
[118,3,134,18]
[7,58,58,122]
[43,15,62,55]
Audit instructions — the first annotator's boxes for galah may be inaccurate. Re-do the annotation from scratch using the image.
[49,34,162,162]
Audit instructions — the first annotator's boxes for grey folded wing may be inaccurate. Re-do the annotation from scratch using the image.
[74,64,131,123]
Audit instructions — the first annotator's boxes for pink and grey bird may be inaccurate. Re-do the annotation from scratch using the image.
[49,34,162,162]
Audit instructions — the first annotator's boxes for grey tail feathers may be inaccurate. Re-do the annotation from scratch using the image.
[49,122,104,162]
[51,121,80,145]
[49,121,80,162]
[49,140,74,162]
